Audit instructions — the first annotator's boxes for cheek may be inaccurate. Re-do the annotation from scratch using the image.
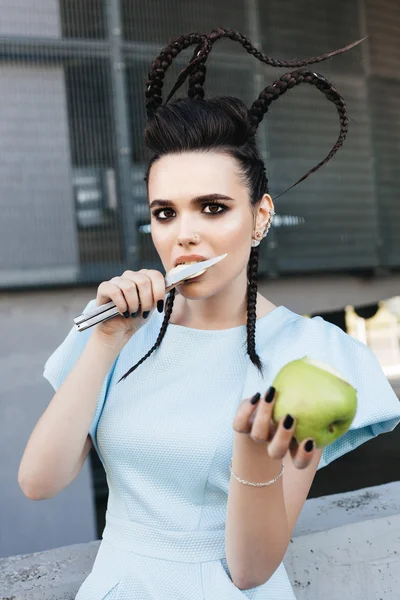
[151,227,171,249]
[217,218,251,256]
[217,212,251,241]
[220,220,252,273]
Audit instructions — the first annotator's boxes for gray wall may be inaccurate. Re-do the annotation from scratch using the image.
[0,63,79,285]
[0,0,79,285]
[1,290,97,559]
[0,0,61,37]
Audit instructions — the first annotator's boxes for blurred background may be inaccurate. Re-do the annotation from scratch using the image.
[1,0,400,560]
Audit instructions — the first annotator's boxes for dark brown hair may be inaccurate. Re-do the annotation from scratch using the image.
[118,28,364,383]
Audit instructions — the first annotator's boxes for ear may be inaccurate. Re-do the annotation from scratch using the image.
[255,194,274,232]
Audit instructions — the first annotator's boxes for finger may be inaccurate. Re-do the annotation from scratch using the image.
[139,269,167,313]
[111,276,141,316]
[292,437,316,470]
[267,412,297,461]
[249,386,276,443]
[120,271,154,316]
[232,392,262,434]
[97,281,129,316]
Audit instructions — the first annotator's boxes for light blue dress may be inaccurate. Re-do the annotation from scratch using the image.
[43,298,400,599]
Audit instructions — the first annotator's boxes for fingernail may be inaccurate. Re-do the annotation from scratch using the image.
[250,392,261,405]
[131,311,138,318]
[265,386,275,403]
[123,310,130,318]
[305,439,314,452]
[142,311,150,319]
[283,414,294,429]
[157,299,164,313]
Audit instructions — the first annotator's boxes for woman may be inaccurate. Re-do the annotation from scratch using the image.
[21,28,400,599]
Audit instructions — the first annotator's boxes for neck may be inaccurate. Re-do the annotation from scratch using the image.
[170,271,259,330]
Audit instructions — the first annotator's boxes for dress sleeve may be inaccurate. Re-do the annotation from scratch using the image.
[43,298,118,466]
[305,316,400,471]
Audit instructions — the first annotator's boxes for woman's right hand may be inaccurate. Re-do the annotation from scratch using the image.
[93,269,167,347]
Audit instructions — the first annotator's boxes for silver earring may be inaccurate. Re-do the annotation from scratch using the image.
[251,231,263,248]
[251,208,275,247]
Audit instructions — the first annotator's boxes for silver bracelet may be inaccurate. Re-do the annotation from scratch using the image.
[229,457,284,487]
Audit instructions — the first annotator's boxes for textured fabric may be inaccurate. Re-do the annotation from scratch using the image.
[43,298,400,600]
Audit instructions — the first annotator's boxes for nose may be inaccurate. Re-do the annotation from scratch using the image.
[176,232,200,245]
[176,219,201,245]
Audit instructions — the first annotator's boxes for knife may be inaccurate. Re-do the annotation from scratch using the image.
[73,253,228,332]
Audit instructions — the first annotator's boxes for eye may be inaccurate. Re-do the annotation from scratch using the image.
[203,203,228,214]
[151,202,229,221]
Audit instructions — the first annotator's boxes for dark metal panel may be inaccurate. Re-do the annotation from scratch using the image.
[365,0,400,80]
[263,74,380,273]
[60,0,106,40]
[1,0,399,289]
[254,0,376,274]
[368,76,400,267]
[121,0,248,56]
[65,60,115,167]
[258,0,365,77]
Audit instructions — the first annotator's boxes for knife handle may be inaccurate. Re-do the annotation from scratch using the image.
[73,272,199,331]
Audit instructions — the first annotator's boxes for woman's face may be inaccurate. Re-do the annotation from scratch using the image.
[147,151,272,299]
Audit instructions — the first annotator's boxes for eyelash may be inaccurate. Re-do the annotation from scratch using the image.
[151,202,229,221]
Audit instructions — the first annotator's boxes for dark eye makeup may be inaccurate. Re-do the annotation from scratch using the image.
[151,201,229,221]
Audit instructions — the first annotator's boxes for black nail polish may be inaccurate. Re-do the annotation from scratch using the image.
[283,414,294,429]
[265,386,275,403]
[305,440,314,452]
[250,392,261,405]
[123,310,130,318]
[142,311,150,319]
[157,299,164,313]
[131,311,138,318]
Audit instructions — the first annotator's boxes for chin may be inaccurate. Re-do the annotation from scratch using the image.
[177,279,226,301]
[176,284,207,299]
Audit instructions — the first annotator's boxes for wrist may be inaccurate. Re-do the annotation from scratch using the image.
[232,431,283,480]
[91,328,127,354]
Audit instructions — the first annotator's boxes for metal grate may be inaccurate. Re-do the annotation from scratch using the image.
[0,0,398,290]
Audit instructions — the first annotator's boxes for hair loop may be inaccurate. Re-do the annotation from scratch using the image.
[146,27,365,118]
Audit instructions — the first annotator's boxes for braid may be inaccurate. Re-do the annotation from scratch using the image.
[244,245,266,379]
[117,288,177,383]
[249,69,348,199]
[205,28,365,68]
[188,61,207,100]
[145,33,210,116]
[175,27,365,103]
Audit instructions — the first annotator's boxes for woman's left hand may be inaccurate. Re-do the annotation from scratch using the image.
[232,387,316,470]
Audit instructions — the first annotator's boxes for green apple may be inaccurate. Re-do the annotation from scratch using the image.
[271,356,357,448]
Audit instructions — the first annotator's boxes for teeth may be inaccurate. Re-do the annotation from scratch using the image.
[179,261,201,265]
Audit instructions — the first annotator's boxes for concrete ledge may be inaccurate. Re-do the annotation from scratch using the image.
[293,480,400,536]
[284,513,400,599]
[0,541,100,600]
[2,482,400,599]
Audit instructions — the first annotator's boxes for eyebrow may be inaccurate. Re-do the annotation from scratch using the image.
[149,193,236,210]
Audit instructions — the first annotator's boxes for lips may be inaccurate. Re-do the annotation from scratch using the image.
[174,254,208,267]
